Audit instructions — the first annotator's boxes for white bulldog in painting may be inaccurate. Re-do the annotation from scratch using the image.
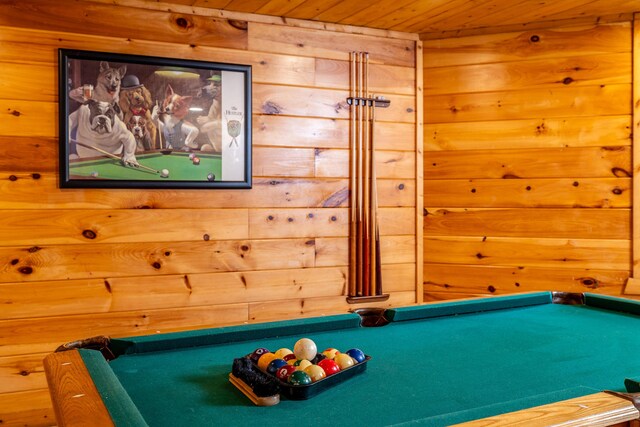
[68,99,139,167]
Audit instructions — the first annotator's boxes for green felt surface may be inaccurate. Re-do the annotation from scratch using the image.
[69,152,221,181]
[95,297,640,427]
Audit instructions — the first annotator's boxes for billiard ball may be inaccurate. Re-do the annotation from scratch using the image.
[193,157,200,165]
[249,347,269,363]
[266,358,287,376]
[334,353,355,369]
[160,169,169,178]
[288,370,312,386]
[257,352,277,372]
[293,359,312,371]
[189,153,195,160]
[276,364,297,382]
[322,348,340,359]
[317,358,340,376]
[207,173,215,181]
[283,353,297,362]
[346,348,366,363]
[294,338,317,361]
[304,364,327,382]
[274,348,293,359]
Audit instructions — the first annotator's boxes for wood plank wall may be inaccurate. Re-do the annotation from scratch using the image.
[0,1,419,424]
[423,21,633,301]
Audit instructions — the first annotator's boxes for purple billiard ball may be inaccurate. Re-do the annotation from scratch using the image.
[250,347,270,363]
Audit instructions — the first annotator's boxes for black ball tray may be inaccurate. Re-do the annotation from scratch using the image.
[256,355,370,400]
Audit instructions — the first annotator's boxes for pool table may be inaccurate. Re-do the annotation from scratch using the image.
[44,292,640,426]
[68,151,222,181]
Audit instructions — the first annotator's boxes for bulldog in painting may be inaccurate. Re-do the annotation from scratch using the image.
[68,99,139,167]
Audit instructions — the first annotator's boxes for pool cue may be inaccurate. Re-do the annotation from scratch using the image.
[71,139,159,173]
[349,52,358,298]
[362,52,371,296]
[370,96,382,295]
[355,52,365,297]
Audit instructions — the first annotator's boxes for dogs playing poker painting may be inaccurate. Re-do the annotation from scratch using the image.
[59,49,252,189]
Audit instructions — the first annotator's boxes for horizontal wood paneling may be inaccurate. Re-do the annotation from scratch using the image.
[424,236,630,270]
[425,116,631,151]
[426,84,631,124]
[425,146,631,179]
[424,263,629,296]
[423,20,633,302]
[421,23,631,67]
[0,2,419,423]
[424,177,630,208]
[424,208,630,239]
[425,53,631,96]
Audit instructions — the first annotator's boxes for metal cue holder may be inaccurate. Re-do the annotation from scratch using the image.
[346,51,390,304]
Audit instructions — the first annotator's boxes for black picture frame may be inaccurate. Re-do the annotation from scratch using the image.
[59,49,252,189]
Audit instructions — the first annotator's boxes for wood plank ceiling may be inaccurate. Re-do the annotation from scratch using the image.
[162,0,640,38]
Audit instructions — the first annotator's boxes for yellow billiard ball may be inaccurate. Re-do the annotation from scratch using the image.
[334,353,355,369]
[304,364,327,382]
[257,352,277,372]
[274,348,293,359]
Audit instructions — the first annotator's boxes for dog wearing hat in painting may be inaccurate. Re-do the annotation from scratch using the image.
[119,74,156,151]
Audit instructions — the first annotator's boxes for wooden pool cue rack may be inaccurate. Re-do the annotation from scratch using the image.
[346,51,390,304]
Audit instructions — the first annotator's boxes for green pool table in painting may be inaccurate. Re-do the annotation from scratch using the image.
[68,151,221,182]
[44,293,640,426]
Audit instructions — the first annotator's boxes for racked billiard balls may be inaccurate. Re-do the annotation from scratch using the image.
[266,358,287,376]
[288,370,312,386]
[294,338,317,361]
[276,365,296,382]
[346,348,366,363]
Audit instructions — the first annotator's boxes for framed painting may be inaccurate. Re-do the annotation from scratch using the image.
[59,49,252,189]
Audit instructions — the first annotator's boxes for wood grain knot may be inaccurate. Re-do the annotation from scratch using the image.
[32,173,41,179]
[18,266,33,275]
[562,77,574,85]
[28,246,41,253]
[82,229,97,239]
[10,109,21,116]
[203,234,210,241]
[152,262,161,269]
[8,175,17,181]
[228,19,248,30]
[612,187,623,195]
[398,183,405,190]
[174,16,192,30]
[530,35,540,42]
[240,245,249,251]
[262,101,283,115]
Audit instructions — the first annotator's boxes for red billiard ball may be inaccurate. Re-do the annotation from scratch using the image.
[276,364,296,382]
[317,358,340,376]
[193,157,200,165]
